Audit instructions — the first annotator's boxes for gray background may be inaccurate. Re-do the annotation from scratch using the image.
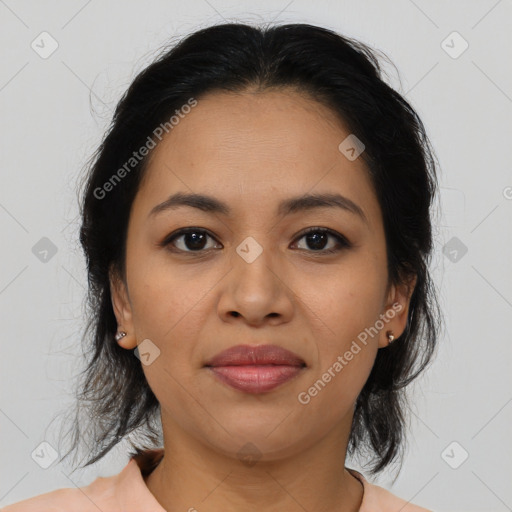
[1,1,511,511]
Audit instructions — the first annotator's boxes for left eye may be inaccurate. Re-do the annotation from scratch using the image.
[292,228,350,254]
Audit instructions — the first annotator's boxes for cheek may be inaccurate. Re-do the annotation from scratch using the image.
[298,254,387,354]
[127,248,215,337]
[296,265,382,419]
[129,269,212,423]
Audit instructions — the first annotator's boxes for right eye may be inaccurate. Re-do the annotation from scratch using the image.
[161,227,222,253]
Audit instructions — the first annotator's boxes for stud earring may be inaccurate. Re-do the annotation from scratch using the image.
[115,330,127,342]
[386,330,395,344]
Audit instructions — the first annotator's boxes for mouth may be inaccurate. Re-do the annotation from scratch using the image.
[204,344,306,394]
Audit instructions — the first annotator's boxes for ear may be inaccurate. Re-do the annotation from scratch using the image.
[378,274,417,349]
[109,265,137,350]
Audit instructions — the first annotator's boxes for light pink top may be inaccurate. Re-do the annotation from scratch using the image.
[1,449,432,511]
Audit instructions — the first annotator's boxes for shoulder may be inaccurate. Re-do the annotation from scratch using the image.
[347,468,433,512]
[1,450,166,512]
[0,450,165,512]
[1,487,93,512]
[1,459,149,512]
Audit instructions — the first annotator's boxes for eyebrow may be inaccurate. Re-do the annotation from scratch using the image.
[148,191,368,224]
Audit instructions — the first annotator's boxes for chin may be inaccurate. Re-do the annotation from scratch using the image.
[196,412,318,461]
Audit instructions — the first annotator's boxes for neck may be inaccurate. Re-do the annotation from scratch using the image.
[145,415,364,512]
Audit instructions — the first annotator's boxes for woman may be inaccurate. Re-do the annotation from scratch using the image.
[3,22,441,511]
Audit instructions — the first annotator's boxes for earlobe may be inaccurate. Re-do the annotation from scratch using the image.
[379,275,417,348]
[109,266,137,350]
[115,330,137,350]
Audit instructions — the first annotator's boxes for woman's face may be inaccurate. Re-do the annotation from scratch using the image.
[110,89,412,460]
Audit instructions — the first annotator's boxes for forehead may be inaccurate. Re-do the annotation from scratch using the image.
[146,88,350,174]
[134,89,380,227]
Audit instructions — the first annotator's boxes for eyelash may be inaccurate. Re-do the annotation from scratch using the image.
[160,227,351,255]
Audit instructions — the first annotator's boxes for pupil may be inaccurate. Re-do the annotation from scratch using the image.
[186,232,206,250]
[307,232,327,250]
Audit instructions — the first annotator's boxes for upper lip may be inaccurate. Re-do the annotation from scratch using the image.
[204,344,306,367]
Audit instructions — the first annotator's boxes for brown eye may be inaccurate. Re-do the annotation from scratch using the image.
[163,228,221,253]
[293,228,351,254]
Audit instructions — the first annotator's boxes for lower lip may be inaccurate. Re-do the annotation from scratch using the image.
[208,365,304,393]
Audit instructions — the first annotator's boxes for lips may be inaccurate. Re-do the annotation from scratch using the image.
[204,344,306,393]
[205,344,306,367]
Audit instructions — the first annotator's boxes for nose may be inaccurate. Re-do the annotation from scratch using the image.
[217,241,294,326]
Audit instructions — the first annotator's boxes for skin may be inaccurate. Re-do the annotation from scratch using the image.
[110,88,416,512]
